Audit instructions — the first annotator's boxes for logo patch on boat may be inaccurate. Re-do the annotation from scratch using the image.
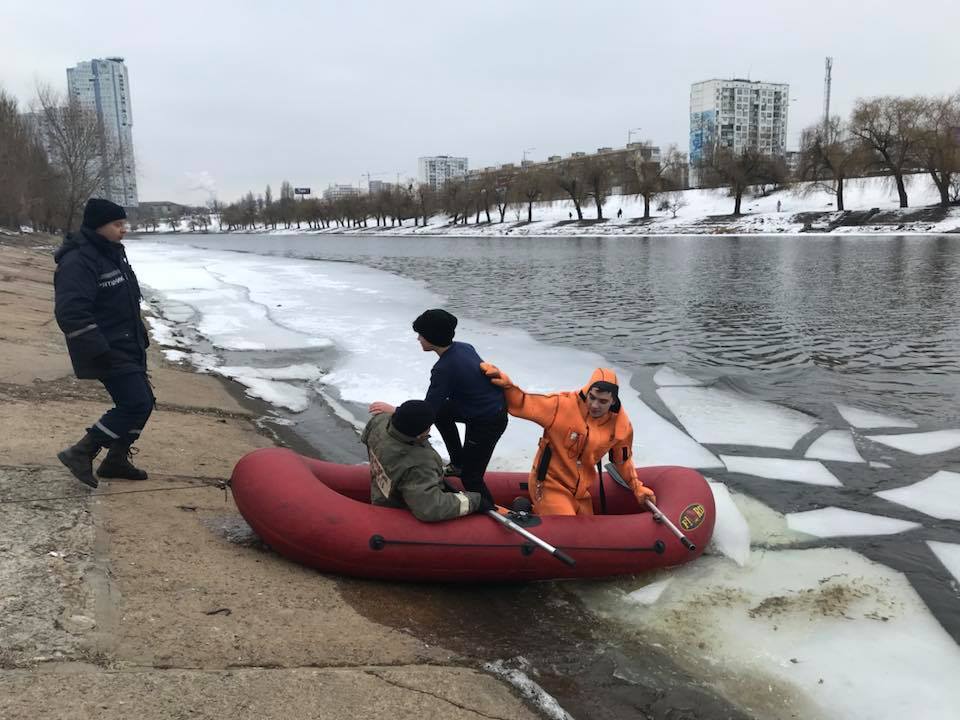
[679,503,706,531]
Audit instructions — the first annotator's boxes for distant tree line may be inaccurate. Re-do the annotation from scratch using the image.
[0,85,122,232]
[214,145,690,230]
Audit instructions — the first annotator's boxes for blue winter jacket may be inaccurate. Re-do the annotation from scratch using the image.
[53,226,149,380]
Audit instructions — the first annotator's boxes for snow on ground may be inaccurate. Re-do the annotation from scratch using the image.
[876,471,960,520]
[786,508,919,537]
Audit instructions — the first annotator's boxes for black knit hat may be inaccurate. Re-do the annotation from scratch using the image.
[391,400,435,438]
[82,198,127,230]
[413,309,457,347]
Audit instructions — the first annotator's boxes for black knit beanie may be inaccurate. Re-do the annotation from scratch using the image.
[82,198,127,230]
[412,309,457,347]
[391,400,435,438]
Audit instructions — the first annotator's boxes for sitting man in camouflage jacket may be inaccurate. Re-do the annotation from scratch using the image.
[361,400,494,522]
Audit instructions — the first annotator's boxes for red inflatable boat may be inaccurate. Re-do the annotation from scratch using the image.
[230,448,716,582]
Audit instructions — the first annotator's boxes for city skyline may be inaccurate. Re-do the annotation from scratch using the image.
[3,0,958,204]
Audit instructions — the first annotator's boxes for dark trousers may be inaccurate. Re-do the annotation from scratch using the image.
[88,372,155,446]
[434,402,508,501]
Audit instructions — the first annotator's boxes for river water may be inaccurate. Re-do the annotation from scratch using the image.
[134,232,960,719]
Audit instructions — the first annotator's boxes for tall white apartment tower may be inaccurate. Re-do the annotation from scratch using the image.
[418,156,468,191]
[67,57,138,207]
[689,78,789,186]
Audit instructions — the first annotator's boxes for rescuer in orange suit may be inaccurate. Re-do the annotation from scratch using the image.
[481,363,655,516]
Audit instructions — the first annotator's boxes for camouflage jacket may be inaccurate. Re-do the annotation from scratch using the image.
[360,413,481,522]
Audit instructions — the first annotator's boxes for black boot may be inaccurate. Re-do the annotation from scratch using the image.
[57,432,104,489]
[97,442,148,480]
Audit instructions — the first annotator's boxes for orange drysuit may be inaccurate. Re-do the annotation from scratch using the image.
[481,364,655,516]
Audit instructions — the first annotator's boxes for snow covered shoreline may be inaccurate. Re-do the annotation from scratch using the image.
[144,175,960,237]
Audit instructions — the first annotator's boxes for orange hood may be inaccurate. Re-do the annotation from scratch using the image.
[579,368,621,413]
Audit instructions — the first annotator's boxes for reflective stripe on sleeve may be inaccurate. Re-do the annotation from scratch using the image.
[66,323,98,339]
[455,492,471,516]
[99,269,121,280]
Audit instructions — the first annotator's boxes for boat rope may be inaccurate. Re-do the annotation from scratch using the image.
[0,478,230,505]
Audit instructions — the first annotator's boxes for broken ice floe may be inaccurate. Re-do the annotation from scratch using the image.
[837,404,917,429]
[721,456,842,486]
[786,507,920,538]
[875,471,960,520]
[868,429,960,455]
[804,430,865,463]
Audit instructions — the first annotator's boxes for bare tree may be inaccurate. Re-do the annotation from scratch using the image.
[580,156,613,220]
[413,183,435,226]
[700,146,775,215]
[850,96,924,208]
[630,144,682,219]
[35,85,122,230]
[513,168,543,222]
[662,191,686,218]
[553,160,587,220]
[798,117,868,211]
[916,93,960,207]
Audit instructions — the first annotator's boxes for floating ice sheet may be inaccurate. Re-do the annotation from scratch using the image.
[804,430,865,463]
[128,242,721,471]
[786,508,920,537]
[653,366,703,386]
[721,456,842,486]
[573,548,960,720]
[658,386,817,450]
[625,579,673,605]
[876,471,960,520]
[727,491,812,546]
[707,482,750,566]
[927,541,960,587]
[837,404,917,429]
[868,430,960,455]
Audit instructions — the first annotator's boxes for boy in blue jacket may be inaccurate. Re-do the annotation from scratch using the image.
[370,309,507,503]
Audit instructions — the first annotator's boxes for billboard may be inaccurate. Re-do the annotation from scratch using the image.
[294,187,311,195]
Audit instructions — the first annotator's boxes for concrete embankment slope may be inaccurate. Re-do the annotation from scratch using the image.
[0,236,539,720]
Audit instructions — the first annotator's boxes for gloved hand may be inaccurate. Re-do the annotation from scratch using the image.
[480,362,513,389]
[477,495,496,513]
[636,484,656,507]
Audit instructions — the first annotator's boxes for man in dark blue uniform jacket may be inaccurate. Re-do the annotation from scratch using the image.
[54,198,153,488]
[370,309,507,503]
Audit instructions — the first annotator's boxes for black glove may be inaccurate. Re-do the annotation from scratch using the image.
[477,495,496,513]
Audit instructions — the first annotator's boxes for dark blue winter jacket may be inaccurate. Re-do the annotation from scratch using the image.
[53,226,149,380]
[424,341,505,420]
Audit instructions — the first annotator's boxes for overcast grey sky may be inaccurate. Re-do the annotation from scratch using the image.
[3,0,958,204]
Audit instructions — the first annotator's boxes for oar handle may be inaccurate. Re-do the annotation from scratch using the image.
[644,499,696,552]
[487,510,576,566]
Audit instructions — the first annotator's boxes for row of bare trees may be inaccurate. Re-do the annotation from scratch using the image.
[0,85,121,232]
[797,93,960,211]
[213,144,690,231]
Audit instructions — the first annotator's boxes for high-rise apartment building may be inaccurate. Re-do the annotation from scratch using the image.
[418,156,468,191]
[689,78,789,186]
[67,57,138,206]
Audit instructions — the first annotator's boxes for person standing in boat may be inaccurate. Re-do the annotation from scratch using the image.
[369,309,507,504]
[362,399,495,521]
[480,363,655,516]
